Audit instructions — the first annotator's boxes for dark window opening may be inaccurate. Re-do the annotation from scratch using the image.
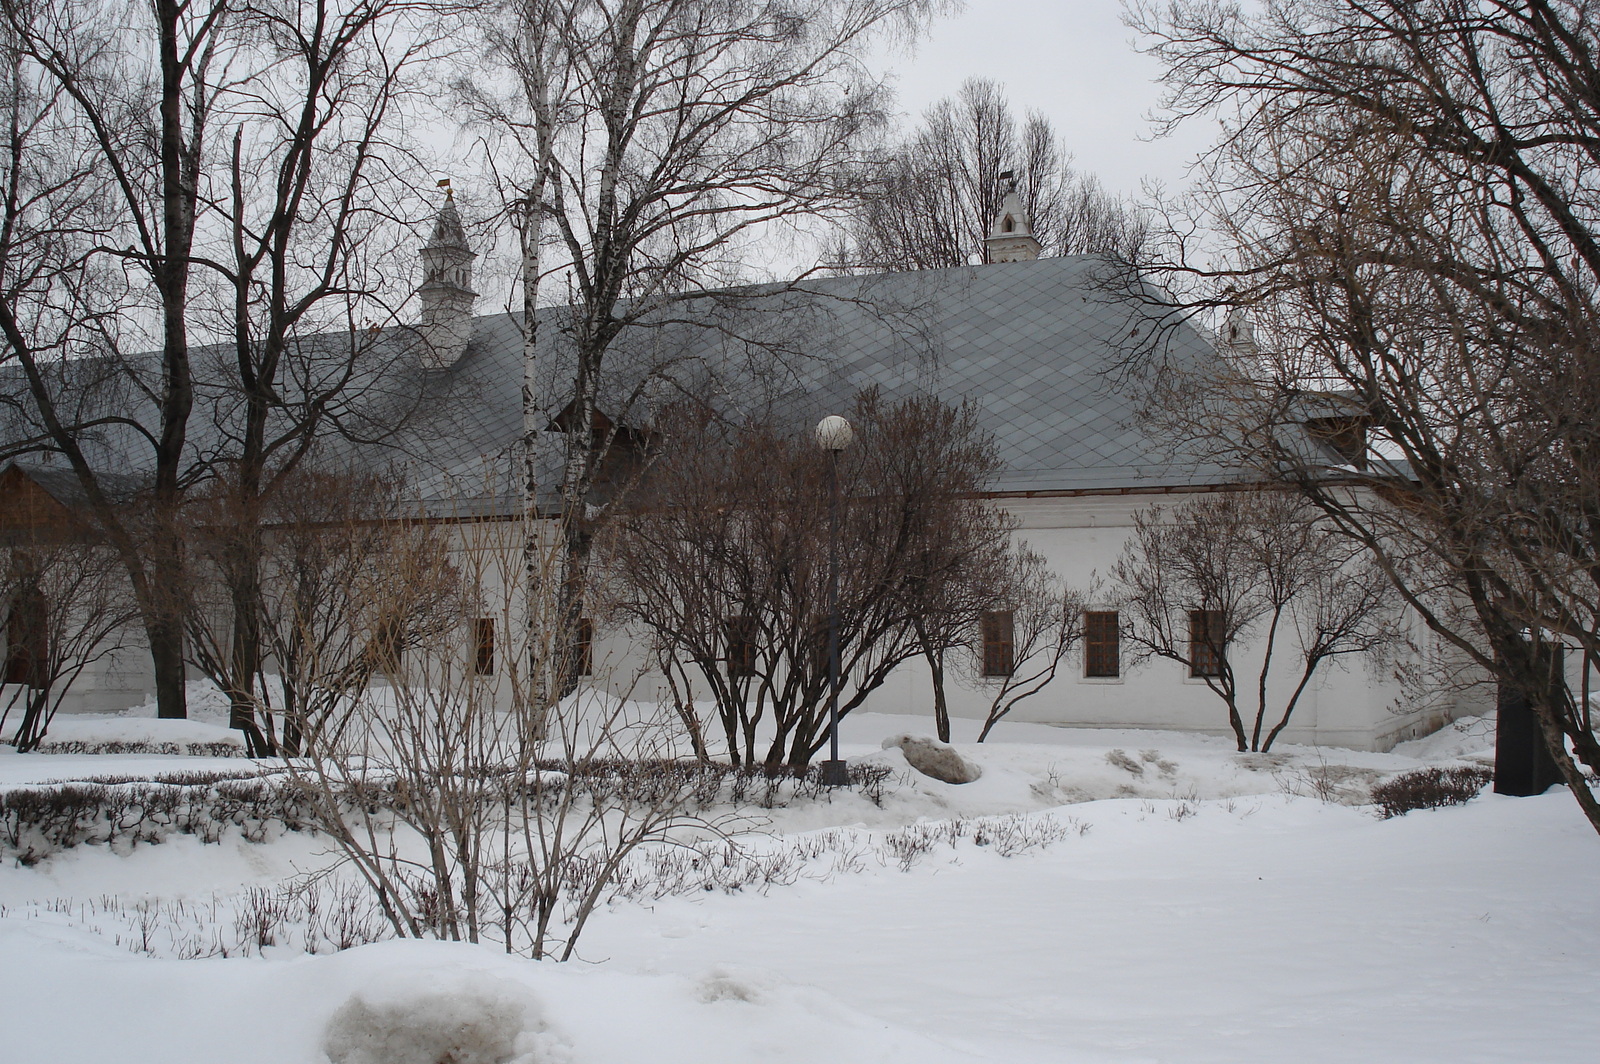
[1001,215,1015,233]
[981,610,1015,677]
[725,615,757,679]
[4,587,47,687]
[1189,610,1226,678]
[474,617,495,676]
[1305,415,1369,469]
[1084,611,1120,678]
[575,617,594,677]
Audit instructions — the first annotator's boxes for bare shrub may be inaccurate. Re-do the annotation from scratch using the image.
[288,494,721,959]
[1113,492,1399,751]
[177,470,462,757]
[31,739,245,757]
[972,549,1085,742]
[0,773,321,864]
[879,814,1075,869]
[611,391,1021,767]
[1105,749,1144,777]
[1370,766,1494,820]
[0,540,137,751]
[12,805,1086,959]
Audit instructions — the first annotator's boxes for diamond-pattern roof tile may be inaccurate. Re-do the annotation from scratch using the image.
[135,255,1249,510]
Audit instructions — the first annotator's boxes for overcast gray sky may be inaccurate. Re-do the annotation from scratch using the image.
[462,1,1219,295]
[880,0,1215,199]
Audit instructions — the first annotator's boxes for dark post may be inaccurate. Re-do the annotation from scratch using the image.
[823,445,848,786]
[1494,641,1564,797]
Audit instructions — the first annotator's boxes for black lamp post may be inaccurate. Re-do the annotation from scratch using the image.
[816,414,854,786]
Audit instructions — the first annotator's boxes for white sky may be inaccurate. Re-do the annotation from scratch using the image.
[878,0,1215,200]
[461,0,1222,297]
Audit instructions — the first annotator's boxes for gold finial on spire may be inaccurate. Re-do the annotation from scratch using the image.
[437,177,453,200]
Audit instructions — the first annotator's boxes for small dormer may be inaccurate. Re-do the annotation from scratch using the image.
[1221,307,1258,355]
[547,401,652,496]
[416,182,477,371]
[1297,391,1371,470]
[984,170,1042,264]
[0,464,89,543]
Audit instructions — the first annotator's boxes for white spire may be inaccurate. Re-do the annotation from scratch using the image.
[984,171,1041,264]
[417,185,477,371]
[1222,307,1258,354]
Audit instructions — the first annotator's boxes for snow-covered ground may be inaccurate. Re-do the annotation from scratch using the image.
[2,704,1595,1063]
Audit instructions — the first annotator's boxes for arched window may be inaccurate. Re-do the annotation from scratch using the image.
[1001,215,1015,234]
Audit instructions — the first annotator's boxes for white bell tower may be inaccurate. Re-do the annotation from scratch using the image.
[984,170,1042,264]
[416,183,477,371]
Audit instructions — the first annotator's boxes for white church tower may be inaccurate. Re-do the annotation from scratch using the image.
[984,170,1042,264]
[416,184,477,371]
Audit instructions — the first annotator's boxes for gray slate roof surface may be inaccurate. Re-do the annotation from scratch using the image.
[395,255,1240,506]
[1,256,1245,510]
[13,463,146,507]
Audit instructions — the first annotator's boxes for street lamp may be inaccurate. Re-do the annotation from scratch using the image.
[816,414,854,786]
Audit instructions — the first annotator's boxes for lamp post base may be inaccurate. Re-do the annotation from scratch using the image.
[820,759,850,787]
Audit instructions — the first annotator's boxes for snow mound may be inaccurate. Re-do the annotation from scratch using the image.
[28,713,242,750]
[1393,712,1496,761]
[881,733,982,783]
[120,681,237,727]
[323,970,569,1064]
[693,965,772,1004]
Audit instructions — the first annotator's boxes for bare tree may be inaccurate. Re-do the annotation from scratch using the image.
[610,391,1018,769]
[185,0,452,750]
[291,478,706,959]
[0,0,452,733]
[843,77,1149,270]
[0,9,135,750]
[1128,0,1600,828]
[467,0,950,700]
[0,0,239,720]
[178,468,459,756]
[1112,491,1396,752]
[972,547,1083,742]
[0,537,136,751]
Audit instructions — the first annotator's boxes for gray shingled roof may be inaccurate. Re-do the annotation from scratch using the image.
[1,255,1246,509]
[8,463,146,508]
[392,254,1240,506]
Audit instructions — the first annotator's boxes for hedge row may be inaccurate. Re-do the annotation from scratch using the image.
[0,772,316,864]
[0,761,893,864]
[31,739,247,757]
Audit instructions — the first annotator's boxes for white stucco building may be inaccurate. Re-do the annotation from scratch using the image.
[382,190,1484,753]
[2,189,1490,750]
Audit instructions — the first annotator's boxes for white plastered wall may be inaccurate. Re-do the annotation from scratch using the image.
[37,490,1480,748]
[2,628,156,718]
[581,489,1486,752]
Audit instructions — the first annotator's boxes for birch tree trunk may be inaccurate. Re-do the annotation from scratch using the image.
[520,180,550,719]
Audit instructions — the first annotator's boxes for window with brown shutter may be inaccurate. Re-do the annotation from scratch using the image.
[474,617,495,676]
[724,615,756,679]
[4,587,48,687]
[980,610,1015,677]
[809,618,833,679]
[1189,609,1226,678]
[371,615,404,671]
[575,617,594,677]
[1084,611,1120,678]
